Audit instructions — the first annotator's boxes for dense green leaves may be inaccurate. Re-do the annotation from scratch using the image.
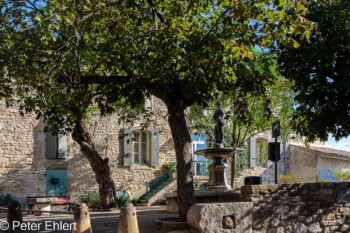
[1,0,313,129]
[278,0,350,142]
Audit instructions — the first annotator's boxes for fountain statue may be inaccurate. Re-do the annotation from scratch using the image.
[213,101,224,148]
[195,101,242,190]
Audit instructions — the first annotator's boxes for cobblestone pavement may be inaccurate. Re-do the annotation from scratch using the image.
[0,205,178,233]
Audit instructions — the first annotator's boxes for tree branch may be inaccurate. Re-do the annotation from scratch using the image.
[81,74,133,85]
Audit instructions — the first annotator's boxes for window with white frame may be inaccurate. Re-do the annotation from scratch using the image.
[123,128,159,167]
[133,131,149,164]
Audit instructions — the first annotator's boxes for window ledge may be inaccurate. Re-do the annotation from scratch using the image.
[132,164,151,170]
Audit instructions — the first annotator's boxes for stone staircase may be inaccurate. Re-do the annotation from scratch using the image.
[137,172,177,206]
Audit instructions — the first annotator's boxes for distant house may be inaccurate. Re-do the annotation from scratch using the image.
[288,145,350,182]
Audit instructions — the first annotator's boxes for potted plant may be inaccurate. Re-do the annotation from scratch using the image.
[164,162,177,179]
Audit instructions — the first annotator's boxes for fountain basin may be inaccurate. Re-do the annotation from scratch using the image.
[195,148,243,160]
[195,148,243,190]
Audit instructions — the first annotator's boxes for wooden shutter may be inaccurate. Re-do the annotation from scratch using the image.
[46,132,58,159]
[150,130,160,167]
[249,136,257,167]
[123,128,133,166]
[58,134,68,158]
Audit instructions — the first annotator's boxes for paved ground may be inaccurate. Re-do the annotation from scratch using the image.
[0,205,178,233]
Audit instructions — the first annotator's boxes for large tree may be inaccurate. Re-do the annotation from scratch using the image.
[278,0,350,142]
[1,0,313,219]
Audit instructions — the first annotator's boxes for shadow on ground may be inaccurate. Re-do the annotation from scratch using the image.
[0,206,178,233]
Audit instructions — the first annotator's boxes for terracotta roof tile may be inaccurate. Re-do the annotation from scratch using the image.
[290,144,350,159]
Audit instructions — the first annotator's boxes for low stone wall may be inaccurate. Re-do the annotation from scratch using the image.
[241,182,350,233]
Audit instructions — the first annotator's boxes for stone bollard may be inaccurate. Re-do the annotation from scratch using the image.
[72,203,92,233]
[7,200,23,232]
[118,203,139,233]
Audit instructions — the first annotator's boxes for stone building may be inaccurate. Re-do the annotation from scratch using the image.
[0,97,177,203]
[0,95,347,205]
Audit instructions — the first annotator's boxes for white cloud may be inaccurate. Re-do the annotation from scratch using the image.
[325,141,350,152]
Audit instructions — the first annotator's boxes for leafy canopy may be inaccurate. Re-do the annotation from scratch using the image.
[1,0,313,131]
[278,0,350,142]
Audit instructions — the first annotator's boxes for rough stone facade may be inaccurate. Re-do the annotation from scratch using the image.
[241,183,350,233]
[0,97,176,202]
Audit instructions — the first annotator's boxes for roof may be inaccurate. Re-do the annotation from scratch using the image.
[290,144,350,160]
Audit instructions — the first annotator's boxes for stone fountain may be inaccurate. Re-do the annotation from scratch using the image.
[194,101,242,190]
[163,101,243,221]
[160,101,244,231]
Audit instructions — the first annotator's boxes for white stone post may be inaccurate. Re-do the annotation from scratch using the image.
[118,203,139,233]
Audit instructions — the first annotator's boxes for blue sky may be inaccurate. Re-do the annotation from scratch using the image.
[325,135,350,152]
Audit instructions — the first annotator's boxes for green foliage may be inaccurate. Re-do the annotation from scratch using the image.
[0,194,14,205]
[279,175,301,184]
[163,162,176,173]
[80,192,100,209]
[317,179,327,183]
[1,0,314,133]
[257,140,268,166]
[235,144,250,176]
[334,170,350,182]
[133,197,140,205]
[278,0,350,142]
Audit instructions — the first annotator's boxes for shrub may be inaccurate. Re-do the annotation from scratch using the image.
[133,197,140,205]
[334,170,350,182]
[279,175,301,184]
[0,194,14,205]
[163,162,176,173]
[80,192,100,208]
[317,179,327,183]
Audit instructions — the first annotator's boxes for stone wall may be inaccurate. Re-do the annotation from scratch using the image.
[241,182,350,233]
[0,97,176,201]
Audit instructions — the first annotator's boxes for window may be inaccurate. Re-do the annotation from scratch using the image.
[133,131,149,164]
[249,137,270,168]
[123,128,159,167]
[45,132,68,159]
[256,140,268,167]
[192,132,209,176]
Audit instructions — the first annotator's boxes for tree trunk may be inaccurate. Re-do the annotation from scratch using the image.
[231,153,236,189]
[72,120,116,208]
[166,100,195,221]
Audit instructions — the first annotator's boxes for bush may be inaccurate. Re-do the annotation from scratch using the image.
[133,197,140,205]
[0,194,14,205]
[163,162,176,173]
[80,192,100,208]
[317,179,327,183]
[334,170,350,182]
[279,175,301,184]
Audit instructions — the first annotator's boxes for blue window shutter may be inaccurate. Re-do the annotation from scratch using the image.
[151,130,160,167]
[123,128,133,166]
[249,136,257,167]
[58,134,68,158]
[46,132,58,159]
